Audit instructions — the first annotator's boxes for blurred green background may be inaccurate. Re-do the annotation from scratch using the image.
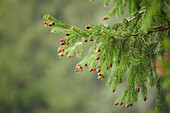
[0,0,160,113]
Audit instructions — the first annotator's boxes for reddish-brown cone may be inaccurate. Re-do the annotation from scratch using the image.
[95,56,99,60]
[60,42,65,45]
[119,102,123,106]
[84,63,87,66]
[65,33,70,36]
[52,21,54,25]
[130,103,133,106]
[65,41,69,45]
[97,69,101,73]
[97,49,101,52]
[112,89,115,93]
[102,16,108,20]
[144,97,147,101]
[90,38,94,41]
[60,39,64,42]
[85,25,91,29]
[84,39,87,42]
[126,104,129,108]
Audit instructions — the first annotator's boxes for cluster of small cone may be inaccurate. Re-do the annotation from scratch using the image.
[75,64,82,72]
[136,84,147,101]
[57,47,64,53]
[114,102,133,108]
[83,38,94,42]
[56,25,94,58]
[58,25,94,58]
[88,65,105,80]
[43,19,148,109]
[113,84,147,108]
[60,33,70,45]
[57,48,71,57]
[57,33,70,57]
[44,21,55,26]
[97,74,105,80]
[44,21,112,79]
[43,20,75,58]
[84,26,93,42]
[75,62,113,80]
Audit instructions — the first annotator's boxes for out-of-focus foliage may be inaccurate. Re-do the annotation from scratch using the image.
[0,0,168,113]
[160,39,170,103]
[148,38,170,113]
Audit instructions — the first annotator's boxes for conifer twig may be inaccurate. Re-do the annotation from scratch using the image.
[131,26,170,36]
[128,10,147,22]
[148,26,170,33]
[120,10,146,26]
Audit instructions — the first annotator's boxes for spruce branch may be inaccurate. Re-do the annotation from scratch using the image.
[43,0,170,112]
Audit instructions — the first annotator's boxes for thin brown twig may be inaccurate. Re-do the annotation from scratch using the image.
[128,10,147,22]
[120,10,147,26]
[148,26,170,33]
[131,26,170,36]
